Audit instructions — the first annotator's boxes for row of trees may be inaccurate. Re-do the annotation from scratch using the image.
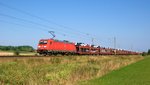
[0,45,35,52]
[142,49,150,56]
[148,49,150,55]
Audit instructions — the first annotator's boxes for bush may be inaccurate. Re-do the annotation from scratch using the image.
[14,51,20,56]
[142,52,146,56]
[148,49,150,55]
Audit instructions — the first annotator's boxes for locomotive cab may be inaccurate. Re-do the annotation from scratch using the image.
[38,40,47,49]
[37,39,52,55]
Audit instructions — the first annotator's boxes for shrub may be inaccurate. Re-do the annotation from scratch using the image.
[14,51,20,56]
[148,49,150,55]
[142,52,147,56]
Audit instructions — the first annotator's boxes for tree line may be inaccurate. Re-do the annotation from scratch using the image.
[0,45,35,52]
[142,49,150,56]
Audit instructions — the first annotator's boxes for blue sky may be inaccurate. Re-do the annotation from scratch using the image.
[0,0,150,52]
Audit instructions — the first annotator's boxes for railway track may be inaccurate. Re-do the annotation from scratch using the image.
[0,55,63,58]
[0,54,140,58]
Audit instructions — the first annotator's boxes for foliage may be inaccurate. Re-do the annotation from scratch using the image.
[14,50,20,56]
[0,45,34,52]
[142,52,147,56]
[141,49,150,56]
[142,49,150,56]
[148,49,150,55]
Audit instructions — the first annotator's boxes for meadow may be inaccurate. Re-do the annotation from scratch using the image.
[81,55,150,85]
[0,55,143,85]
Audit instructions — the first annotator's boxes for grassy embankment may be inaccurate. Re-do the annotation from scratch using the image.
[0,55,143,85]
[81,55,150,85]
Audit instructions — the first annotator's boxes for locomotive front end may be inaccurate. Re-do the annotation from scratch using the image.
[37,39,49,55]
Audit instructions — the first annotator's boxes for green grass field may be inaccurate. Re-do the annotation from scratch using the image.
[81,56,150,85]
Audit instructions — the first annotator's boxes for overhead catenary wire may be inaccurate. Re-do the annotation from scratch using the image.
[0,19,48,31]
[0,19,84,43]
[0,19,76,39]
[0,19,48,32]
[0,1,91,37]
[0,19,62,37]
[0,1,105,45]
[0,13,89,42]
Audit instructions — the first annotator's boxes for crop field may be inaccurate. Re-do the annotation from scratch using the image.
[0,51,14,56]
[0,55,144,85]
[0,51,36,56]
[81,55,150,85]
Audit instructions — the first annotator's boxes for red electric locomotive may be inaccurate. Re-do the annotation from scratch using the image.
[37,39,76,55]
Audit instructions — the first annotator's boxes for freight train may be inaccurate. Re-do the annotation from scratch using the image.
[37,39,140,56]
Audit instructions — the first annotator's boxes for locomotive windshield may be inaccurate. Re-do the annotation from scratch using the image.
[39,40,48,44]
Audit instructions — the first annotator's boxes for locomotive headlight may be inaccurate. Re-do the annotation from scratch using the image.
[44,46,47,48]
[38,46,41,48]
